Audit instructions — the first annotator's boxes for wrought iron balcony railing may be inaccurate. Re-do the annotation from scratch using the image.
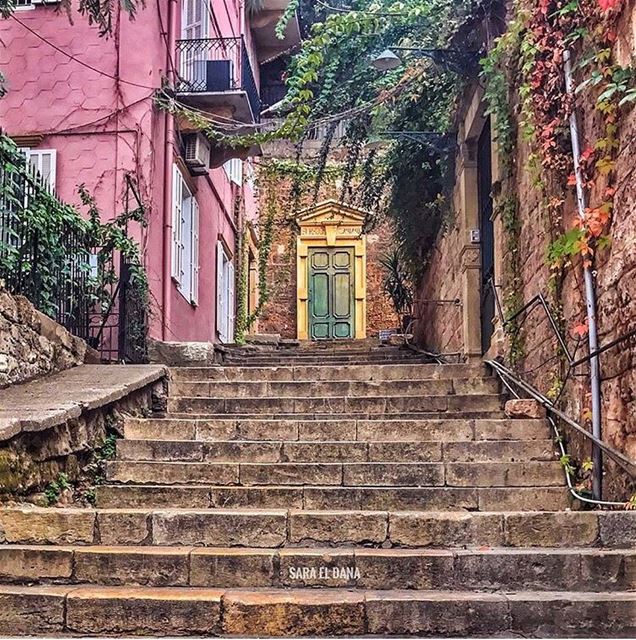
[176,36,260,122]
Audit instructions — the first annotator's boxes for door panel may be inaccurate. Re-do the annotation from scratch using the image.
[308,247,355,340]
[478,119,495,355]
[333,272,351,318]
[311,272,330,319]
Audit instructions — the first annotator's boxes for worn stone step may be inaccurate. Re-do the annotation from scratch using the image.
[115,438,555,464]
[1,584,633,636]
[223,360,439,369]
[0,545,633,592]
[165,409,508,421]
[95,484,569,511]
[171,377,500,399]
[105,460,563,488]
[0,507,632,548]
[170,363,489,382]
[223,352,432,362]
[123,417,549,443]
[167,394,505,415]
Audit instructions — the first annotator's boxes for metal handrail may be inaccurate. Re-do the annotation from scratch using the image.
[487,359,632,507]
[487,276,636,501]
[486,359,636,478]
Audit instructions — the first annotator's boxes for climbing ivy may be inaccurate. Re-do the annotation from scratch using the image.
[0,134,149,349]
[154,1,485,283]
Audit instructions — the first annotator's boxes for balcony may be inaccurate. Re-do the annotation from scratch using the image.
[250,0,302,62]
[175,37,261,124]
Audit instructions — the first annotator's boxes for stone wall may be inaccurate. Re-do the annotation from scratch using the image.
[0,369,167,502]
[415,5,636,500]
[0,285,88,388]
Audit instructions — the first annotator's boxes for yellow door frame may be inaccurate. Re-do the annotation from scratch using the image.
[296,200,367,340]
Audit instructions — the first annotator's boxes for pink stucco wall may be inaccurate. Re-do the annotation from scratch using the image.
[0,0,260,344]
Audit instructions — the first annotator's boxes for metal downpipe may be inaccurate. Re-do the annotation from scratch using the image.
[563,49,603,500]
[162,0,178,341]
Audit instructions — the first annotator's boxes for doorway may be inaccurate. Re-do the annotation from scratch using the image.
[308,247,355,340]
[478,119,495,354]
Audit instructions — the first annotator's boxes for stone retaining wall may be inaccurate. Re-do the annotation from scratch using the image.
[0,365,167,502]
[0,284,88,388]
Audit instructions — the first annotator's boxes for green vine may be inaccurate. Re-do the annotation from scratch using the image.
[0,134,149,357]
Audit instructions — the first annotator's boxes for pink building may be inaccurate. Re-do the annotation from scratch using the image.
[0,0,299,349]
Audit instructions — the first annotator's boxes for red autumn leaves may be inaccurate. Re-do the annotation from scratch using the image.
[598,0,620,11]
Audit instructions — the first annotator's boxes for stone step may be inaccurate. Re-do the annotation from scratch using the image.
[124,417,550,443]
[223,356,436,366]
[104,460,564,488]
[2,507,631,548]
[0,545,632,592]
[95,485,570,511]
[170,363,488,382]
[166,394,505,415]
[115,438,555,463]
[166,409,508,421]
[0,584,633,636]
[170,378,500,399]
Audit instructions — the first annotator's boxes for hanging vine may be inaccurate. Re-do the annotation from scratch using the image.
[480,0,635,364]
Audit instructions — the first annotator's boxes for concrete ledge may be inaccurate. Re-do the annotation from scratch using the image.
[0,365,167,443]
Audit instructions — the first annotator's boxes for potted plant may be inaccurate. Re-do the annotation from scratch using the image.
[380,250,414,335]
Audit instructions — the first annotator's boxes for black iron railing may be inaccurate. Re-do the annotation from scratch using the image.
[0,142,147,363]
[0,153,93,339]
[487,277,636,502]
[176,36,261,121]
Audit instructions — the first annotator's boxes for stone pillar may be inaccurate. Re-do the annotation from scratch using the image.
[296,239,309,340]
[458,143,483,360]
[461,245,482,359]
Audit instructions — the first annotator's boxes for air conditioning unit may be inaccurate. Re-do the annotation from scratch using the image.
[184,133,211,175]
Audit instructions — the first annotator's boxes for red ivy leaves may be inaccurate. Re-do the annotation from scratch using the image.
[598,0,621,12]
[572,320,589,338]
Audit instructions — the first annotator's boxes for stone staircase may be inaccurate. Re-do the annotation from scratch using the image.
[0,343,634,636]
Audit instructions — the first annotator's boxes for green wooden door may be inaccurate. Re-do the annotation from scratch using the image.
[308,247,355,340]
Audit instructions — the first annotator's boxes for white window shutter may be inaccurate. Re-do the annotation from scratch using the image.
[228,260,235,343]
[171,165,183,282]
[191,199,200,305]
[24,149,56,191]
[183,0,207,39]
[216,241,226,342]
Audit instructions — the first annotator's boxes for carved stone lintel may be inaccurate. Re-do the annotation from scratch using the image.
[460,244,481,272]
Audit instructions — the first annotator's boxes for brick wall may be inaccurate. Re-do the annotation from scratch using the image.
[254,169,396,339]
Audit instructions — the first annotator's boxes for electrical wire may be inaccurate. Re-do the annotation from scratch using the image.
[48,93,155,136]
[10,13,158,90]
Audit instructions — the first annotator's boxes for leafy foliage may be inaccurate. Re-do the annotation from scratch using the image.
[380,250,414,317]
[44,473,71,506]
[0,134,149,349]
[0,0,143,36]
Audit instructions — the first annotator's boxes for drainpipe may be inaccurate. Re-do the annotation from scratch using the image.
[162,0,178,341]
[563,50,603,500]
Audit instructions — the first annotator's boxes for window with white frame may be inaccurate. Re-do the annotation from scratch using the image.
[216,241,235,343]
[181,0,208,39]
[244,160,255,191]
[223,158,243,186]
[20,148,57,192]
[172,165,200,304]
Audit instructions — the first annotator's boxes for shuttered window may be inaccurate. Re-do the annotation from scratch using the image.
[216,241,235,343]
[172,165,199,304]
[223,158,243,186]
[182,0,208,39]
